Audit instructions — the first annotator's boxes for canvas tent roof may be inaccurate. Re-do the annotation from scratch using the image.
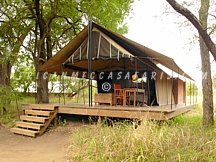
[39,22,193,80]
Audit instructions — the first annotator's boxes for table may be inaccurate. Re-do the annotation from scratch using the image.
[123,88,136,107]
[123,88,145,107]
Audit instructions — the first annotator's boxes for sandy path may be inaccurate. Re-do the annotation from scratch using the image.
[0,121,82,162]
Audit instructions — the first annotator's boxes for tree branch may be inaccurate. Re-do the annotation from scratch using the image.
[57,15,74,25]
[33,22,38,62]
[51,25,74,49]
[51,16,82,49]
[166,0,216,60]
[23,0,37,21]
[208,13,216,19]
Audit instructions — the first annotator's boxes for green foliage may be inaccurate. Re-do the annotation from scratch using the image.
[186,82,198,96]
[0,0,32,65]
[1,0,134,55]
[68,115,216,161]
[58,116,67,127]
[11,65,35,93]
[0,84,22,124]
[76,0,134,34]
[0,85,12,114]
[0,85,22,111]
[1,0,134,103]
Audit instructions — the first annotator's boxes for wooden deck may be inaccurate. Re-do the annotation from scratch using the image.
[22,103,196,121]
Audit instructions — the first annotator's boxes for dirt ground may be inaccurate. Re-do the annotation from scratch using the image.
[0,109,199,162]
[0,115,89,162]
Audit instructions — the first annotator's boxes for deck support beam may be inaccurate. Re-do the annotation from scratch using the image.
[21,104,196,122]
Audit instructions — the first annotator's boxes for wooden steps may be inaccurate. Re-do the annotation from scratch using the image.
[25,110,52,116]
[10,128,39,138]
[16,122,44,130]
[10,104,58,138]
[30,105,56,111]
[20,115,48,123]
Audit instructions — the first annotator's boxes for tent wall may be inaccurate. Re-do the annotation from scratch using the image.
[96,71,150,104]
[96,71,134,93]
[155,70,174,106]
[67,30,132,64]
[96,72,113,93]
[173,78,186,104]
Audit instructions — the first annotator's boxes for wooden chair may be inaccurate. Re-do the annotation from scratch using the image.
[125,90,131,106]
[114,84,124,106]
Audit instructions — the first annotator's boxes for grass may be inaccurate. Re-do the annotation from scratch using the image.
[67,96,216,162]
[68,115,216,162]
[0,92,92,127]
[1,93,216,161]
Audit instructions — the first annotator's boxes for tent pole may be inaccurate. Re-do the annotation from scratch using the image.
[166,75,168,105]
[35,72,37,104]
[123,58,126,88]
[63,76,65,105]
[190,81,191,105]
[135,57,138,107]
[193,83,194,104]
[147,71,151,106]
[185,77,186,106]
[88,19,92,107]
[177,68,180,108]
[82,79,85,105]
[62,66,65,105]
[77,79,80,103]
[196,85,197,104]
[171,59,174,110]
[59,75,61,104]
[155,71,159,105]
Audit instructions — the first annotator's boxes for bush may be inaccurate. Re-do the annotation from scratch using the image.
[0,85,23,127]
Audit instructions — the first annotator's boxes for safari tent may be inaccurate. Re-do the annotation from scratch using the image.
[39,22,193,107]
[11,22,196,138]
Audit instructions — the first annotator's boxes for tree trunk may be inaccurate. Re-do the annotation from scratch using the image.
[36,35,49,103]
[0,61,12,113]
[36,68,49,103]
[166,0,216,61]
[0,62,12,86]
[165,0,214,127]
[200,37,214,126]
[33,0,49,103]
[199,0,214,127]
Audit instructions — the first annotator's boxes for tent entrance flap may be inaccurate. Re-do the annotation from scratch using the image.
[155,70,175,106]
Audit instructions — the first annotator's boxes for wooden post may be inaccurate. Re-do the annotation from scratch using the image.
[54,116,57,127]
